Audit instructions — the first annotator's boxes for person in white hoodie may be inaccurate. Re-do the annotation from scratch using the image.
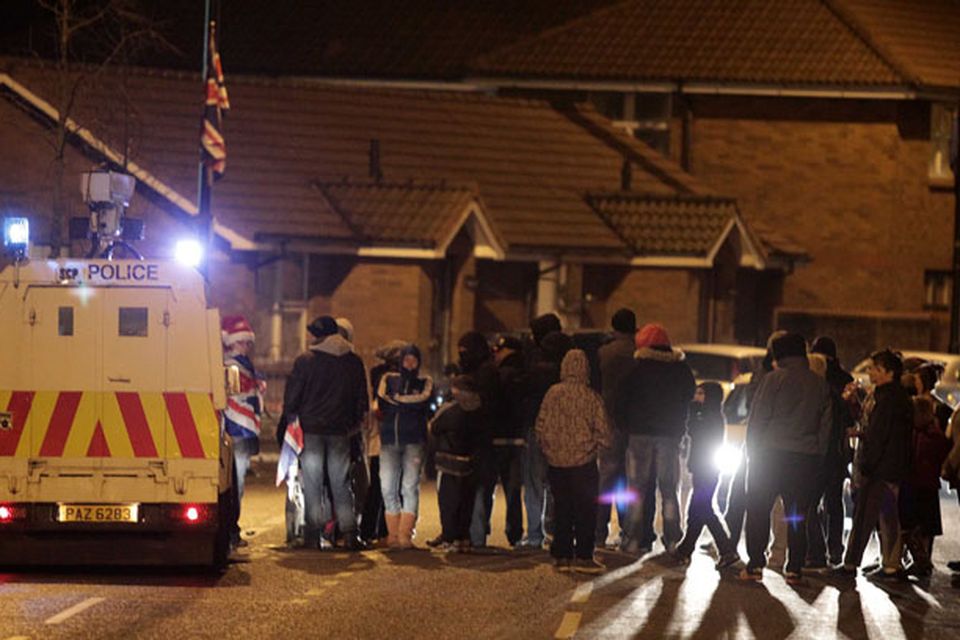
[536,349,613,574]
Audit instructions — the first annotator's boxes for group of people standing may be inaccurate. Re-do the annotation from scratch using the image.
[221,307,960,582]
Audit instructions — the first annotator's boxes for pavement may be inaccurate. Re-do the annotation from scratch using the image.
[2,459,960,639]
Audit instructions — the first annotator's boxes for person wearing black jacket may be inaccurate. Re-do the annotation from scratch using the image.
[283,316,369,550]
[430,375,485,550]
[805,336,854,569]
[616,323,696,555]
[839,349,914,579]
[457,331,503,548]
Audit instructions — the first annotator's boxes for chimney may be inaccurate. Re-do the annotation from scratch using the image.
[369,139,383,182]
[620,159,632,191]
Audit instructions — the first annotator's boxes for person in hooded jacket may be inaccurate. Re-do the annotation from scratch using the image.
[673,382,740,568]
[360,340,407,545]
[456,331,503,548]
[430,375,485,551]
[616,323,696,555]
[521,329,573,548]
[377,344,433,549]
[283,316,368,550]
[536,349,613,573]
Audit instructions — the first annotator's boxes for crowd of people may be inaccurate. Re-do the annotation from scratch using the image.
[220,308,960,581]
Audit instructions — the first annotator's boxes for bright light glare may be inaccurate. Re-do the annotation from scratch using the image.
[185,506,200,522]
[713,444,742,476]
[3,217,29,246]
[174,238,204,267]
[0,505,12,521]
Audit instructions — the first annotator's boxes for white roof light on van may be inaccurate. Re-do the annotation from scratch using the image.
[3,217,29,255]
[174,238,204,268]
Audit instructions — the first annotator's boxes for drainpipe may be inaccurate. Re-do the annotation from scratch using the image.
[680,93,693,172]
[269,254,283,363]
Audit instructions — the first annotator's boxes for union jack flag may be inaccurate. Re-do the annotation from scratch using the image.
[222,355,261,439]
[201,20,230,181]
[276,416,304,487]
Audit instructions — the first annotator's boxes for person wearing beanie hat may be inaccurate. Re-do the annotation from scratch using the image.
[738,332,832,584]
[284,312,369,550]
[595,307,638,548]
[810,336,837,361]
[616,322,695,555]
[220,314,263,549]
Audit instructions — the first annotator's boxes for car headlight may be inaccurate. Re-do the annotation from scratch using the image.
[713,444,742,476]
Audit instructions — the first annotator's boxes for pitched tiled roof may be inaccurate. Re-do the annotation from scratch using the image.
[832,0,960,90]
[309,180,479,248]
[472,0,959,89]
[1,60,720,256]
[587,193,738,257]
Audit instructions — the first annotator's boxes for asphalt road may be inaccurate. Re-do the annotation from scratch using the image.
[2,461,960,640]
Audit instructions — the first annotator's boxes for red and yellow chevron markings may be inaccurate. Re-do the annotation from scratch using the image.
[0,390,219,459]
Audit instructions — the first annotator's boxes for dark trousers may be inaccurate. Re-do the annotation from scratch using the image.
[548,461,599,560]
[359,456,388,541]
[745,450,819,574]
[805,458,846,566]
[677,471,735,557]
[723,458,747,547]
[843,478,901,572]
[596,429,628,543]
[479,445,524,545]
[439,471,477,542]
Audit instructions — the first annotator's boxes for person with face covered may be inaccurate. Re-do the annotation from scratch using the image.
[456,331,503,548]
[536,349,612,573]
[377,344,433,549]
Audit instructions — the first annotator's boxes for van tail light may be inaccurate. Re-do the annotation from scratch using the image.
[172,504,212,524]
[0,504,25,523]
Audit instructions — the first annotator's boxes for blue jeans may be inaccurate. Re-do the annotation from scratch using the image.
[301,433,356,543]
[523,436,551,545]
[379,443,424,515]
[624,435,682,549]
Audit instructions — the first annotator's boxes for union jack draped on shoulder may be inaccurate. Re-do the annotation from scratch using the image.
[276,416,304,487]
[223,354,261,439]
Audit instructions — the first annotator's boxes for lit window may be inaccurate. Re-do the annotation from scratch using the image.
[930,103,957,181]
[58,306,73,336]
[119,307,148,337]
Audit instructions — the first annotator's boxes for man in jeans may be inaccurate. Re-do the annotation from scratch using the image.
[739,333,832,584]
[283,316,368,550]
[616,323,695,555]
[838,349,913,579]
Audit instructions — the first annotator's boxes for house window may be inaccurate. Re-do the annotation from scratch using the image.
[924,270,952,310]
[930,103,957,181]
[590,92,672,156]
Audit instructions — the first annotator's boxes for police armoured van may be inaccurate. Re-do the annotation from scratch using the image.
[0,258,233,569]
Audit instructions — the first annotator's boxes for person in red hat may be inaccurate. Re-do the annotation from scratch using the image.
[615,323,696,556]
[221,314,264,549]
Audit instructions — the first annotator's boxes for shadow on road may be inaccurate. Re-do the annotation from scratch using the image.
[0,563,252,588]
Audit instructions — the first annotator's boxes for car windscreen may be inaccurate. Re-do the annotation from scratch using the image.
[684,352,742,381]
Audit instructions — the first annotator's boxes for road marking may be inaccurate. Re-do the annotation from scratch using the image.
[3,636,31,640]
[554,612,582,639]
[44,597,105,625]
[306,587,326,596]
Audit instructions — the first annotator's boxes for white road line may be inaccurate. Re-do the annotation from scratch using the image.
[44,597,105,625]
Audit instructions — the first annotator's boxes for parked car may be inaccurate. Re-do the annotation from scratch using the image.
[933,357,960,411]
[677,343,767,477]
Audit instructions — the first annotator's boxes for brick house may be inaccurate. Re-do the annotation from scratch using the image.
[465,0,960,363]
[0,59,799,402]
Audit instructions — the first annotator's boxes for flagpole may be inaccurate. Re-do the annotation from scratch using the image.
[196,0,212,281]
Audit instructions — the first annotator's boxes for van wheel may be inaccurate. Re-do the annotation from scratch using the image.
[211,490,231,573]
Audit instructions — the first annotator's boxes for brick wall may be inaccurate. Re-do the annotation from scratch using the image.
[583,266,701,342]
[686,96,954,319]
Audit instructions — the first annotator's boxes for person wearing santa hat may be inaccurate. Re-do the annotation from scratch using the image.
[615,323,696,556]
[221,314,264,549]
